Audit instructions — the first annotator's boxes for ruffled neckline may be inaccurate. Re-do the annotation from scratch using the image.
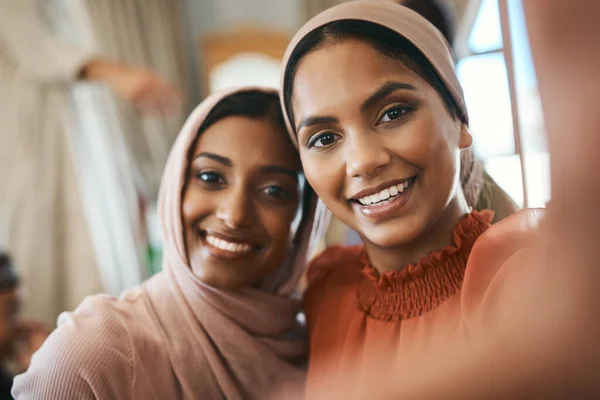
[357,210,493,322]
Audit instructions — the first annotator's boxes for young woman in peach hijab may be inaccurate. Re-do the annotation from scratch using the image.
[277,0,600,397]
[277,0,572,397]
[12,87,325,399]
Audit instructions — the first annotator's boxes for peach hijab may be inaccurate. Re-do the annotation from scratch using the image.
[279,0,469,137]
[143,87,323,399]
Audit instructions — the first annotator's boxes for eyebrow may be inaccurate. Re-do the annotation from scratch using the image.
[295,81,416,132]
[193,152,232,166]
[259,165,299,181]
[360,81,417,113]
[296,115,339,132]
[193,152,298,180]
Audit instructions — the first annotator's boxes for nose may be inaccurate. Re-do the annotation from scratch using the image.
[344,131,391,178]
[216,188,255,229]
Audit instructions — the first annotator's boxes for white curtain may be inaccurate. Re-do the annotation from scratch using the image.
[48,0,192,295]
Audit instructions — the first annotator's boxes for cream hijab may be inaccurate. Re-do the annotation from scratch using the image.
[279,0,469,137]
[143,87,323,399]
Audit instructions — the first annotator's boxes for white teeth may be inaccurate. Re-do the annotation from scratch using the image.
[357,178,414,207]
[380,188,390,200]
[234,243,250,252]
[205,234,252,253]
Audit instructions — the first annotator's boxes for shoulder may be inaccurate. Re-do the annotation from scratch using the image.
[461,209,545,325]
[303,245,363,323]
[306,245,364,285]
[465,208,544,281]
[12,291,149,399]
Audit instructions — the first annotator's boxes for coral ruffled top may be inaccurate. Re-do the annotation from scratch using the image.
[304,210,542,396]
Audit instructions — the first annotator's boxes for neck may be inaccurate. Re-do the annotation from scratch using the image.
[364,196,471,274]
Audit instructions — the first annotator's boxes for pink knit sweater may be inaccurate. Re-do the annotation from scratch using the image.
[13,278,181,399]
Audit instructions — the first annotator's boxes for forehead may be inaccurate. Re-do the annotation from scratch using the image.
[192,115,300,171]
[292,39,430,117]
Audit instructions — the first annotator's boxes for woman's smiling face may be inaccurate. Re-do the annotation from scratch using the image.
[182,114,302,291]
[292,38,472,249]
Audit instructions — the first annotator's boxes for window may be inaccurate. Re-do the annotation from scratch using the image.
[456,0,549,207]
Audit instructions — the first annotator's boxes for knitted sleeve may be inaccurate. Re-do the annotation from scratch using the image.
[12,295,134,399]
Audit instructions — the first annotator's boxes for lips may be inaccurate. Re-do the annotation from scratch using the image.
[350,176,417,220]
[355,178,416,206]
[198,230,262,260]
[206,234,252,253]
[350,176,417,204]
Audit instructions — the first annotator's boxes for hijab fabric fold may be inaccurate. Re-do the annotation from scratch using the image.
[143,87,318,399]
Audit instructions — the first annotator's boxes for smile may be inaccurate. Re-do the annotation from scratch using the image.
[350,176,418,220]
[205,234,254,254]
[355,177,416,206]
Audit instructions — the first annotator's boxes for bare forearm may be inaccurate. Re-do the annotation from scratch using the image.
[79,58,123,83]
[76,58,180,114]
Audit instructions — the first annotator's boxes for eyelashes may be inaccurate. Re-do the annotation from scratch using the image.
[195,171,224,184]
[377,104,414,124]
[193,169,295,205]
[305,103,416,150]
[308,131,340,149]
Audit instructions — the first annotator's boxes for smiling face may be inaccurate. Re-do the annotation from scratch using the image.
[291,38,472,254]
[182,115,302,291]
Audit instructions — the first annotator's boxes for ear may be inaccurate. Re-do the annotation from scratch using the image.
[458,124,473,149]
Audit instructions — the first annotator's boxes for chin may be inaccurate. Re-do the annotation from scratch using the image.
[196,273,242,291]
[361,211,431,248]
[364,226,421,249]
[192,262,263,291]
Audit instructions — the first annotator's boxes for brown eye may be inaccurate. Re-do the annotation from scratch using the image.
[378,105,413,123]
[308,132,340,149]
[262,185,289,199]
[195,171,225,185]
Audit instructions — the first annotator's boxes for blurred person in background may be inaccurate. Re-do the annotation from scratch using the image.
[0,0,179,328]
[0,251,48,399]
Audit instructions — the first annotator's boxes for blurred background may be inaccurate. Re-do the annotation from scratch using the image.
[0,0,547,328]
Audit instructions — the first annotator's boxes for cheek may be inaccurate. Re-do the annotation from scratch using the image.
[417,129,462,201]
[392,115,459,179]
[393,117,443,163]
[301,151,344,203]
[259,207,295,247]
[181,187,213,229]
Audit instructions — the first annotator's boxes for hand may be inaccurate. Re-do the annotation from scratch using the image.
[82,59,181,116]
